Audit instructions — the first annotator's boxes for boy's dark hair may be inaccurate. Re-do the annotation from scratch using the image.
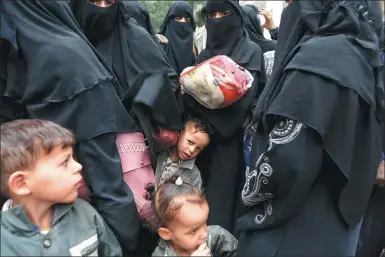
[0,119,75,195]
[184,117,209,134]
[150,175,206,229]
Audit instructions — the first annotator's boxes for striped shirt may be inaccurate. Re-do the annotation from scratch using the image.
[155,150,203,190]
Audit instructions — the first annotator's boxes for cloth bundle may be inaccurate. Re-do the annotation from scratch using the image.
[180,55,253,109]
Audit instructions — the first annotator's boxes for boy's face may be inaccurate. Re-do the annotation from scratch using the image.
[23,145,83,204]
[177,125,210,161]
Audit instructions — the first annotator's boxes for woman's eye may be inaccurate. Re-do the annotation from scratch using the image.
[223,10,232,16]
[206,13,215,18]
[186,17,191,22]
[107,0,114,5]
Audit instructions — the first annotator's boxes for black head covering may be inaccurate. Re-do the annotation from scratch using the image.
[70,0,118,46]
[202,0,243,57]
[124,1,157,37]
[242,4,276,53]
[253,0,384,228]
[71,0,183,154]
[159,1,196,75]
[183,0,265,138]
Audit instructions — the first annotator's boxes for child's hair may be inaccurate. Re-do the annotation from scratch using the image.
[150,175,206,229]
[0,119,75,195]
[184,117,209,134]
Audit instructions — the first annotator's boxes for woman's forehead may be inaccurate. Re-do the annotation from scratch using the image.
[205,1,235,13]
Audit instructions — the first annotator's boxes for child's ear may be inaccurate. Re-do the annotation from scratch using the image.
[8,171,32,196]
[158,227,173,241]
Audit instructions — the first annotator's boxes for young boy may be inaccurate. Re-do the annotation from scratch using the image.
[155,117,210,190]
[0,119,122,256]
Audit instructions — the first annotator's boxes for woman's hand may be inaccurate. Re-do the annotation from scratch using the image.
[156,34,168,44]
[260,9,277,30]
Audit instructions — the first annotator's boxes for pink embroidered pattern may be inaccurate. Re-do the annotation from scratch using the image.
[118,143,146,153]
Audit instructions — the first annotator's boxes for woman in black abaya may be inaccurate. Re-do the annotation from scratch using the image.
[1,0,142,253]
[237,0,384,256]
[70,0,183,255]
[123,1,163,45]
[70,0,183,154]
[242,4,276,79]
[125,1,156,36]
[241,4,276,54]
[182,0,266,233]
[158,1,196,75]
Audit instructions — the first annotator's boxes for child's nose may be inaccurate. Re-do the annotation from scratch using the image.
[72,160,83,174]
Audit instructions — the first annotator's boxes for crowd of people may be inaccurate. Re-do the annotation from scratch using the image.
[0,0,384,256]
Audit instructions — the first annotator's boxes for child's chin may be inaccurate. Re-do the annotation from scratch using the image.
[178,152,189,160]
[61,191,79,203]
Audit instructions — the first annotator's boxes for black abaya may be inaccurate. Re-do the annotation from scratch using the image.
[242,5,276,54]
[71,0,183,158]
[70,1,183,255]
[237,0,384,255]
[356,186,385,257]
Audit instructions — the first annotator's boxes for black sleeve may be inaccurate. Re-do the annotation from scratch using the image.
[240,117,323,228]
[269,27,279,40]
[76,133,140,253]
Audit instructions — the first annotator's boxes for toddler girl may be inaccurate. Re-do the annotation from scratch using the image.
[151,176,237,256]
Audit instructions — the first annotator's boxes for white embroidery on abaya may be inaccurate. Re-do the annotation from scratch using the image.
[242,118,304,224]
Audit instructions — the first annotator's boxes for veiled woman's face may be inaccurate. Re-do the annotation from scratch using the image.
[175,16,192,23]
[205,10,233,19]
[87,0,115,8]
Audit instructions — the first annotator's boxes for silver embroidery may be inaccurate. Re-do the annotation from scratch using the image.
[255,202,273,224]
[242,118,304,223]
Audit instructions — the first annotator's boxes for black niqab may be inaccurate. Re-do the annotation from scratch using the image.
[252,0,384,228]
[159,1,196,75]
[71,1,118,46]
[242,4,276,53]
[203,1,242,57]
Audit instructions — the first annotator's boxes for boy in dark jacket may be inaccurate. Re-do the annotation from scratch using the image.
[0,119,122,256]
